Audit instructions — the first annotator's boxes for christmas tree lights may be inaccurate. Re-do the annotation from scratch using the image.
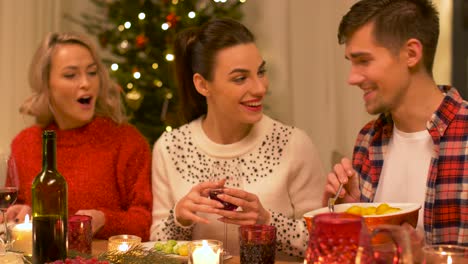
[73,0,245,144]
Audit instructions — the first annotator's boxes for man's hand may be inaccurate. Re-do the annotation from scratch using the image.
[322,157,361,206]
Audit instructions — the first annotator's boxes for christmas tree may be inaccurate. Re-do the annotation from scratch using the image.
[74,0,245,145]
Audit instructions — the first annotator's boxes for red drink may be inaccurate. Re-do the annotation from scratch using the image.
[209,188,238,211]
[0,187,18,210]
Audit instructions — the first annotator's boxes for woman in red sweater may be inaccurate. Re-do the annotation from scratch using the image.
[6,32,152,240]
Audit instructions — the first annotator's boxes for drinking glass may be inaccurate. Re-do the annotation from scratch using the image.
[68,215,93,254]
[0,152,19,251]
[209,160,243,258]
[304,212,372,263]
[239,225,276,264]
[304,212,413,264]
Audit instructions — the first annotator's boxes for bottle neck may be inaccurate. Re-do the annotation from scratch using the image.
[42,134,57,170]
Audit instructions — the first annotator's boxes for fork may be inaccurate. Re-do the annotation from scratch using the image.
[328,183,344,212]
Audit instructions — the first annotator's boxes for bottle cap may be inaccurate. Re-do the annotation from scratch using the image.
[43,130,56,138]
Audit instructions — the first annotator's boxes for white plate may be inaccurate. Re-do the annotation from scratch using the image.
[142,241,189,260]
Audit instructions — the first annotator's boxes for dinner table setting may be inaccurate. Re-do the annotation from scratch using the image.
[90,239,302,264]
[1,201,467,263]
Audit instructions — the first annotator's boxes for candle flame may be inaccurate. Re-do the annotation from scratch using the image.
[191,240,220,264]
[25,214,30,223]
[118,242,130,252]
[202,240,210,248]
[447,255,452,264]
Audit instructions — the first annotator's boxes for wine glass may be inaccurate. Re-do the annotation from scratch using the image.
[209,160,243,258]
[0,151,19,251]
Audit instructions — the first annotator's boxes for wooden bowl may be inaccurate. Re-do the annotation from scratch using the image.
[303,203,421,233]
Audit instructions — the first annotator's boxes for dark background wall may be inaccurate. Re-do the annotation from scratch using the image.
[452,0,468,98]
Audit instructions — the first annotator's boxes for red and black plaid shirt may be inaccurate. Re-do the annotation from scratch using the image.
[353,85,468,246]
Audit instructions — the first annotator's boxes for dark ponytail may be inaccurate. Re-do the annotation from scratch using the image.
[174,18,255,123]
[174,28,206,124]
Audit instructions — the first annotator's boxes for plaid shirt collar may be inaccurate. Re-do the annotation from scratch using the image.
[371,85,462,150]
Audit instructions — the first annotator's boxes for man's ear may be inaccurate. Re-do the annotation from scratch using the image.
[405,38,423,68]
[193,73,210,97]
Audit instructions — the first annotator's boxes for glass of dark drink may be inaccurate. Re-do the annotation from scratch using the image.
[239,224,277,264]
[208,161,243,258]
[0,151,19,251]
[209,188,238,211]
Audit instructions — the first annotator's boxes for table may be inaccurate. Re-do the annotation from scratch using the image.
[92,240,303,264]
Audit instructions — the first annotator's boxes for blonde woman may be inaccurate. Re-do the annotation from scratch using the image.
[6,32,152,240]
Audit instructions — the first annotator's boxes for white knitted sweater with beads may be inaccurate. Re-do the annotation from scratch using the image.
[150,115,325,259]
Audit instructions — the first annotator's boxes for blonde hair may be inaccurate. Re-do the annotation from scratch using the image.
[20,32,126,126]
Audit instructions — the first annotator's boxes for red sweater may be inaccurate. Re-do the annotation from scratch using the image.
[11,117,152,241]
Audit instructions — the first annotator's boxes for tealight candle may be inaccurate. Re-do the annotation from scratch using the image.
[107,235,141,253]
[188,239,223,264]
[422,244,467,264]
[11,214,32,256]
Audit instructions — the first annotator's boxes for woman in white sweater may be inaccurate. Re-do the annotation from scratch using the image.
[150,18,325,259]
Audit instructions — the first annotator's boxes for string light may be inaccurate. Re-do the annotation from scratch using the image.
[120,40,129,49]
[133,72,141,79]
[111,63,119,71]
[165,126,173,132]
[126,90,141,100]
[124,21,131,29]
[152,63,159,69]
[118,25,125,31]
[188,11,196,18]
[172,0,179,4]
[161,23,170,30]
[138,12,146,20]
[153,80,163,87]
[239,0,247,3]
[165,53,174,61]
[126,83,134,89]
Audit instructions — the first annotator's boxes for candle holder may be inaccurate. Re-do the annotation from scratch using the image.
[107,235,141,253]
[68,215,92,254]
[188,239,223,264]
[422,244,468,264]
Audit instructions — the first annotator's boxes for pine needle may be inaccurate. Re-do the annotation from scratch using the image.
[97,245,182,264]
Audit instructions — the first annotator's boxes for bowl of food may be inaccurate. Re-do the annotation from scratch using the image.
[303,202,421,233]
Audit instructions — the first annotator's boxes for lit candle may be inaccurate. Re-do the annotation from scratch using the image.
[191,240,221,264]
[422,245,466,264]
[117,242,130,252]
[11,214,32,256]
[107,234,141,253]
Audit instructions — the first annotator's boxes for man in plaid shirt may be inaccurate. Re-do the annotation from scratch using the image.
[323,0,467,246]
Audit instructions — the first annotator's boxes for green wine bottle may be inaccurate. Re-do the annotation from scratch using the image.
[32,130,68,264]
